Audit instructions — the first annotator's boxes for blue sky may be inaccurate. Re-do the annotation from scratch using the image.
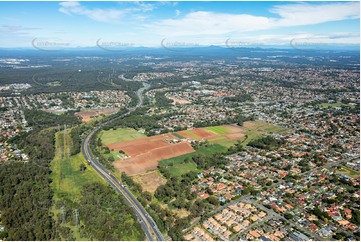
[0,1,359,48]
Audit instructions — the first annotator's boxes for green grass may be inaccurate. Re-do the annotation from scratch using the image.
[99,128,146,145]
[161,143,227,165]
[172,132,185,139]
[103,150,124,161]
[205,126,232,135]
[214,139,242,148]
[168,162,201,177]
[159,143,227,176]
[240,121,289,146]
[336,165,359,179]
[317,102,355,109]
[51,131,105,240]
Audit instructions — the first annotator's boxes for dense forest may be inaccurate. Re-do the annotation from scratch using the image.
[1,108,145,240]
[0,129,57,240]
[193,114,254,128]
[247,135,286,150]
[53,183,145,241]
[24,109,81,129]
[155,92,173,107]
[223,92,254,103]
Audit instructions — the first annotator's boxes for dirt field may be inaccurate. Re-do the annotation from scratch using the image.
[111,136,195,175]
[76,108,118,122]
[109,124,253,175]
[175,128,216,140]
[226,133,245,139]
[223,124,244,133]
[192,128,216,138]
[175,126,243,141]
[132,171,167,193]
[168,97,191,105]
[108,134,178,157]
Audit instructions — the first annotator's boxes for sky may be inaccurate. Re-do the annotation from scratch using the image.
[0,1,359,49]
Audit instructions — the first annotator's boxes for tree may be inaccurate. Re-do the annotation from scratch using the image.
[284,213,293,220]
[206,196,220,206]
[80,164,87,172]
[143,191,152,202]
[351,209,360,225]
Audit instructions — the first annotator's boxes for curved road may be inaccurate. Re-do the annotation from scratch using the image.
[81,82,164,241]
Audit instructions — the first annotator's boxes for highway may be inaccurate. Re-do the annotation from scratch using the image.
[81,82,164,241]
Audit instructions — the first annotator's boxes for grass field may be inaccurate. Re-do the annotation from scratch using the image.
[168,162,200,177]
[160,143,227,166]
[51,130,105,240]
[241,121,289,145]
[159,143,226,177]
[317,102,355,109]
[99,128,146,145]
[335,165,359,179]
[172,132,184,139]
[102,150,125,162]
[205,126,232,135]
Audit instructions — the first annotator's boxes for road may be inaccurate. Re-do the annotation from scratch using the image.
[81,81,164,241]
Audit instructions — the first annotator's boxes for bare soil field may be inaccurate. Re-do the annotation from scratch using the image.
[112,140,195,175]
[169,97,191,105]
[109,123,283,175]
[192,128,216,138]
[223,124,244,133]
[132,171,167,193]
[76,108,117,122]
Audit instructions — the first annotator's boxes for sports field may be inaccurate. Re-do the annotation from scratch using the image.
[317,102,355,109]
[335,165,359,179]
[205,125,232,134]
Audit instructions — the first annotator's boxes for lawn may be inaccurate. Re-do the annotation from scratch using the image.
[99,127,146,145]
[103,150,125,161]
[167,162,201,177]
[336,165,359,179]
[205,125,232,135]
[317,102,355,109]
[213,138,244,148]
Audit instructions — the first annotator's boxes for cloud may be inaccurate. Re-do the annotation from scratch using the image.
[147,2,360,37]
[270,2,360,26]
[59,1,128,23]
[132,1,156,12]
[175,10,181,17]
[0,25,39,36]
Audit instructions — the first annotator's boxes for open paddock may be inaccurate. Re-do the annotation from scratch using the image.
[76,108,118,122]
[112,141,195,175]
